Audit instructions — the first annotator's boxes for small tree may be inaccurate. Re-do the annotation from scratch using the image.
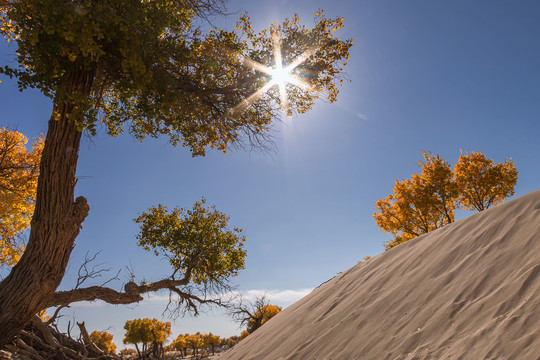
[226,336,240,347]
[203,332,221,355]
[373,151,458,249]
[89,330,117,354]
[186,332,204,357]
[171,334,188,358]
[454,151,518,211]
[48,198,247,316]
[0,128,42,266]
[231,295,282,334]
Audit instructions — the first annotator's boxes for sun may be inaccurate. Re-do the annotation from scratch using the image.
[231,38,319,115]
[270,65,292,90]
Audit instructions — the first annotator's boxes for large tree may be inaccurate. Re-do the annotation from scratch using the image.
[0,0,351,345]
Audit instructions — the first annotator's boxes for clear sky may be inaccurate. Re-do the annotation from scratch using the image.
[1,0,540,349]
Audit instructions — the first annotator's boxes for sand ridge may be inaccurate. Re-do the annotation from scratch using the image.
[221,189,540,359]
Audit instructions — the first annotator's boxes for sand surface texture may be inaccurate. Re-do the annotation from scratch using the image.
[221,190,540,359]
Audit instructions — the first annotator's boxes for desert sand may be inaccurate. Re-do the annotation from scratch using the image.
[221,189,540,359]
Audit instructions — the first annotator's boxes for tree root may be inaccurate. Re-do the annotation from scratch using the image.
[1,317,117,360]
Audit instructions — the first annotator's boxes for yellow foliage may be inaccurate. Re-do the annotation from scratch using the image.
[358,256,371,264]
[454,151,518,211]
[123,318,171,346]
[90,330,117,354]
[0,128,43,266]
[247,303,281,334]
[170,334,188,351]
[374,151,518,250]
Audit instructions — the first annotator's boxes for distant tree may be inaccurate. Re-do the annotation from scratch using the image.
[123,318,171,359]
[203,332,221,355]
[170,333,188,358]
[226,335,240,347]
[231,295,282,334]
[454,151,518,211]
[0,0,352,344]
[186,332,204,357]
[0,128,42,266]
[240,330,250,340]
[119,348,137,358]
[90,330,117,354]
[374,151,518,249]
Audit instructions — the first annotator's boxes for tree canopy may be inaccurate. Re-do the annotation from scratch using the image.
[374,150,518,250]
[135,198,246,286]
[0,128,42,266]
[1,1,352,155]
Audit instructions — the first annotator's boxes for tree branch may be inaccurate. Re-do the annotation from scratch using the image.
[47,276,201,308]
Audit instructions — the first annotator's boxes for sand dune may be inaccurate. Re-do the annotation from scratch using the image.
[221,189,540,359]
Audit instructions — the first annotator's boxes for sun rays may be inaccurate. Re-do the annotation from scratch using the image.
[232,39,319,116]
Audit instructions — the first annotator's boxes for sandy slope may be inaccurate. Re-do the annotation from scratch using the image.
[221,190,540,360]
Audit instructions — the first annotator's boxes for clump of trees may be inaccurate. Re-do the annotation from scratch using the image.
[374,151,518,249]
[0,128,42,266]
[168,331,222,358]
[123,318,171,359]
[0,0,352,345]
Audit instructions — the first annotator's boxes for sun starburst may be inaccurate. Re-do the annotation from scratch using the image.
[232,39,319,115]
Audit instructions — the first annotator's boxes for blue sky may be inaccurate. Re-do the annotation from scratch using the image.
[1,0,540,348]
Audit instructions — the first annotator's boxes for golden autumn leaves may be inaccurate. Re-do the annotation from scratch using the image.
[373,151,518,250]
[0,128,43,266]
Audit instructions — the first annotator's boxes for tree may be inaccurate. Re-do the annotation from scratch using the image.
[0,128,42,266]
[123,318,171,359]
[186,332,204,357]
[0,0,351,344]
[374,151,518,249]
[231,295,282,334]
[226,335,240,347]
[454,151,518,211]
[89,330,117,354]
[203,332,221,355]
[171,334,188,358]
[240,330,250,340]
[373,151,457,249]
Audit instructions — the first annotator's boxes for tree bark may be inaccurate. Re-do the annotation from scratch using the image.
[0,66,95,346]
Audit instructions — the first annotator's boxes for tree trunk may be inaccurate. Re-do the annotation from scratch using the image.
[0,66,95,346]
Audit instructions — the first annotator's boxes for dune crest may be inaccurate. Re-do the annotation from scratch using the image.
[222,189,540,359]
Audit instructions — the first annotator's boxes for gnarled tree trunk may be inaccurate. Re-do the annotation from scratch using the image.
[0,66,95,346]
